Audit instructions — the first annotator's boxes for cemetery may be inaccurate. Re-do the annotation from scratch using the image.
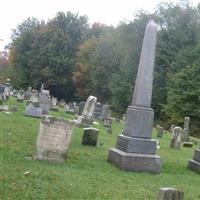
[1,1,200,199]
[0,95,200,199]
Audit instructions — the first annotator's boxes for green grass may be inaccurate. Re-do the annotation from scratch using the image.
[0,97,200,200]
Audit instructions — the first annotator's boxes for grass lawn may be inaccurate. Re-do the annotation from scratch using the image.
[0,97,200,200]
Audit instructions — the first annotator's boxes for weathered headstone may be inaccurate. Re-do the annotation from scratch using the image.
[25,103,42,118]
[157,187,184,200]
[170,124,175,133]
[81,96,97,119]
[157,126,164,138]
[170,126,182,149]
[108,21,161,173]
[187,148,200,174]
[78,101,85,115]
[182,117,190,141]
[103,117,112,128]
[40,89,49,114]
[101,104,111,119]
[82,127,99,146]
[65,103,75,114]
[34,115,74,163]
[93,102,102,118]
[51,96,57,106]
[17,90,25,102]
[76,96,97,126]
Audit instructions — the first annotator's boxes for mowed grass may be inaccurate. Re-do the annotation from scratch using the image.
[0,97,200,200]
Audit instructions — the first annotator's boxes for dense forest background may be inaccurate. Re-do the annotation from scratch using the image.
[1,1,200,135]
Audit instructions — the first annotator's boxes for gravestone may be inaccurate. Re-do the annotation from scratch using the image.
[108,21,161,173]
[30,90,39,103]
[157,126,164,138]
[59,99,65,107]
[17,90,25,102]
[182,117,190,141]
[170,127,182,149]
[187,148,200,174]
[82,127,99,146]
[170,124,175,133]
[77,95,97,124]
[65,103,75,114]
[25,103,42,118]
[40,89,49,114]
[93,102,102,118]
[78,101,85,115]
[34,115,74,163]
[51,96,57,106]
[157,187,184,200]
[101,104,111,119]
[103,117,112,128]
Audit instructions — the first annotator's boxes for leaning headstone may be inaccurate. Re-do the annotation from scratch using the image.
[170,127,182,149]
[157,126,164,138]
[108,21,161,173]
[187,148,200,174]
[25,103,42,118]
[103,117,112,128]
[157,187,184,200]
[82,127,99,146]
[34,115,74,163]
[182,117,190,141]
[40,89,49,114]
[77,96,97,124]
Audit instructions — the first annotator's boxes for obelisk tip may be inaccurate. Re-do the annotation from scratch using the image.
[148,20,157,28]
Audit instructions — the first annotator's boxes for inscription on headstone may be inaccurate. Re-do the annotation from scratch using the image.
[34,116,74,163]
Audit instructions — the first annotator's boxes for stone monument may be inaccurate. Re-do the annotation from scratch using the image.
[187,148,200,174]
[77,95,97,124]
[170,126,182,149]
[40,89,49,114]
[182,116,190,141]
[157,126,164,138]
[108,20,161,173]
[34,115,74,163]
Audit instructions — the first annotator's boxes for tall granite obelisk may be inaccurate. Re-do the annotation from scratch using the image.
[108,20,161,173]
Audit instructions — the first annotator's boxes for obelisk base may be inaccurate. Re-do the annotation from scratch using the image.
[108,148,161,174]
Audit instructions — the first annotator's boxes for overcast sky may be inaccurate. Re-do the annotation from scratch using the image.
[0,0,199,50]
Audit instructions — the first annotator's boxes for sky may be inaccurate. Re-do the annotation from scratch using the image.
[0,0,199,50]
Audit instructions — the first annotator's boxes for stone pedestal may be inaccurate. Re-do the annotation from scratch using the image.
[187,148,200,174]
[108,148,161,173]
